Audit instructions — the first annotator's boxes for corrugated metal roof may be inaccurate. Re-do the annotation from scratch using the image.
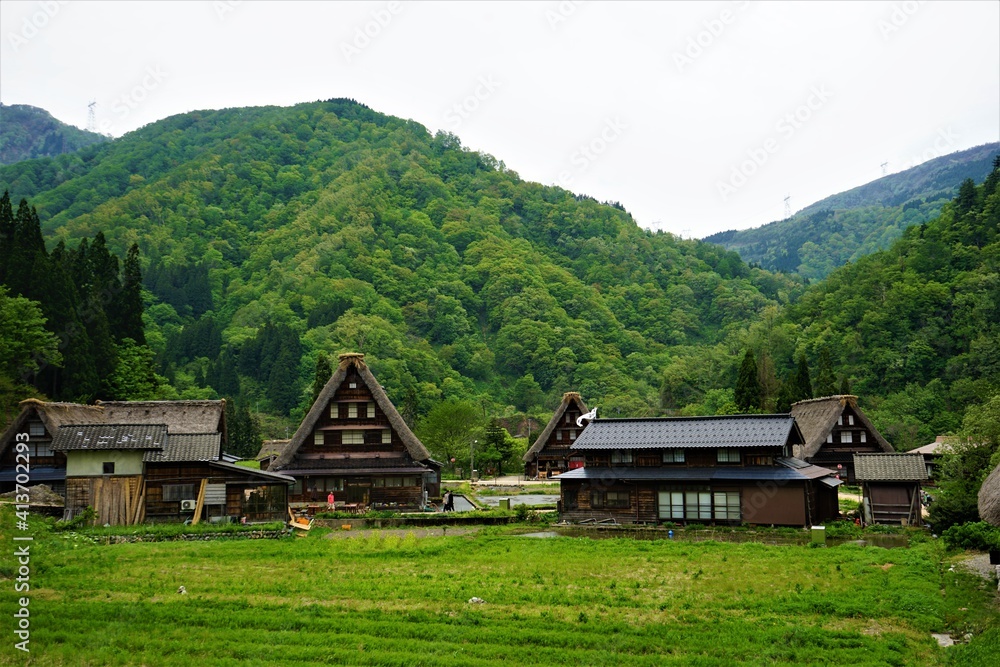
[569,415,801,450]
[853,454,928,481]
[144,433,221,462]
[51,424,167,451]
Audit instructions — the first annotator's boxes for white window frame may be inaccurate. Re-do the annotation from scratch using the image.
[367,402,375,418]
[713,491,741,520]
[569,429,577,441]
[28,421,45,437]
[381,429,391,444]
[860,431,867,443]
[841,431,853,444]
[348,403,358,419]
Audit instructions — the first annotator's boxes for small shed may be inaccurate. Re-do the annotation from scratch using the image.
[854,453,927,526]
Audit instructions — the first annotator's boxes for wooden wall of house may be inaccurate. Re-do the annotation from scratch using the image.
[66,475,142,525]
[560,481,640,523]
[865,482,920,525]
[740,484,807,526]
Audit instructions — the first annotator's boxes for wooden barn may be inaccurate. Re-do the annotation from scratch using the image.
[791,395,893,483]
[522,392,591,479]
[557,415,842,527]
[2,399,292,525]
[271,353,441,510]
[854,453,927,526]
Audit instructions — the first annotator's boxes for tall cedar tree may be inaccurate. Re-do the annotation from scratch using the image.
[312,352,332,404]
[775,372,796,413]
[117,243,146,344]
[814,348,837,397]
[793,354,813,403]
[734,349,762,412]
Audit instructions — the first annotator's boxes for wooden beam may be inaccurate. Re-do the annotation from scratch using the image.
[191,478,208,525]
[130,476,145,525]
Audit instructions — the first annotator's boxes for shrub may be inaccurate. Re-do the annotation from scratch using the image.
[941,521,1000,551]
[54,506,95,531]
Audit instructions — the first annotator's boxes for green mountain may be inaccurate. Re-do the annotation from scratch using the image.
[0,99,801,424]
[0,103,109,165]
[704,143,999,280]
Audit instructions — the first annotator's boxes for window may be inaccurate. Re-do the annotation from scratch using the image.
[662,449,685,463]
[837,416,843,426]
[714,491,741,520]
[592,490,630,509]
[102,462,115,475]
[563,488,579,510]
[314,432,325,446]
[342,431,364,445]
[381,429,392,444]
[348,403,358,419]
[330,404,340,419]
[162,483,197,501]
[841,431,853,444]
[848,415,854,426]
[28,421,45,437]
[348,382,357,389]
[686,490,712,519]
[569,429,577,441]
[826,433,833,444]
[611,450,633,464]
[717,448,740,464]
[367,402,375,418]
[32,441,53,458]
[860,432,867,443]
[745,455,773,466]
[566,413,572,424]
[658,491,685,519]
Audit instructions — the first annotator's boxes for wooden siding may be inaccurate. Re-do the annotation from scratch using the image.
[66,475,143,525]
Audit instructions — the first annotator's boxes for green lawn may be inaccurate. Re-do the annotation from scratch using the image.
[2,509,997,666]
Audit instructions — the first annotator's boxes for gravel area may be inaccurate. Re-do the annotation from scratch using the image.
[956,553,998,584]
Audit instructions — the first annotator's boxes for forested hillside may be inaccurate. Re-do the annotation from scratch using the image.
[1,98,996,462]
[0,99,801,435]
[705,143,999,280]
[0,103,109,165]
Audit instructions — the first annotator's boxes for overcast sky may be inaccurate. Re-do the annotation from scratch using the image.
[1,1,997,237]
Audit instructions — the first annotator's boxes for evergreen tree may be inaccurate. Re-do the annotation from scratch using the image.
[792,354,813,403]
[814,348,837,397]
[116,243,146,344]
[268,343,302,415]
[839,376,852,395]
[954,177,978,216]
[225,400,262,459]
[775,373,796,413]
[312,352,332,404]
[0,191,13,283]
[734,348,761,412]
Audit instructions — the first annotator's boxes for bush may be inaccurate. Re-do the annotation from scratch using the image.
[941,521,1000,551]
[54,506,95,531]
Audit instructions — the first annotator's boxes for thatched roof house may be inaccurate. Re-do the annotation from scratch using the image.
[256,439,290,471]
[522,391,590,478]
[979,462,1000,527]
[790,395,892,482]
[272,353,440,507]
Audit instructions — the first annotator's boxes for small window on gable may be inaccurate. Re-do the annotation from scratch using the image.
[349,381,357,389]
[367,402,375,418]
[330,404,339,419]
[837,416,843,426]
[826,433,833,444]
[381,429,391,444]
[314,432,324,446]
[348,403,358,419]
[860,431,866,443]
[841,431,853,444]
[569,429,577,440]
[566,413,571,424]
[342,431,364,445]
[28,421,45,437]
[848,415,854,426]
[102,462,115,475]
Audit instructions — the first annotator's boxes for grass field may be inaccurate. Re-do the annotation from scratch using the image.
[1,509,997,666]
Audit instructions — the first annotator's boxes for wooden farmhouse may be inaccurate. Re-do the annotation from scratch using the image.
[557,415,842,527]
[0,399,292,525]
[790,395,893,483]
[909,436,956,484]
[853,453,927,525]
[271,353,441,510]
[522,392,590,479]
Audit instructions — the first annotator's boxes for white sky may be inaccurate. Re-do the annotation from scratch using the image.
[1,1,997,237]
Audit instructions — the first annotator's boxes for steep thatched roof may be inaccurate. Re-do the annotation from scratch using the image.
[790,395,892,459]
[979,462,1000,527]
[0,399,106,455]
[95,400,226,436]
[271,353,431,470]
[522,392,589,463]
[256,439,290,461]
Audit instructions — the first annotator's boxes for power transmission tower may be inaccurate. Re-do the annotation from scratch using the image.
[783,195,791,218]
[87,100,96,132]
[880,161,888,176]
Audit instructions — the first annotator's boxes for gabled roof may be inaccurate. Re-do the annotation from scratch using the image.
[0,399,106,454]
[979,462,1000,527]
[95,400,226,436]
[208,460,295,484]
[853,454,927,481]
[911,436,957,456]
[523,392,589,463]
[791,395,892,458]
[144,433,222,463]
[51,424,167,451]
[272,353,431,470]
[256,439,290,461]
[569,415,803,450]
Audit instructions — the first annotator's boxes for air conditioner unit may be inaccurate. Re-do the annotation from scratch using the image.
[180,499,197,511]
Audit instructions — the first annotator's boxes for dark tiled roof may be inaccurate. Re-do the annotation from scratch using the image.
[144,433,221,463]
[557,462,836,484]
[569,415,802,450]
[51,424,167,451]
[853,454,928,481]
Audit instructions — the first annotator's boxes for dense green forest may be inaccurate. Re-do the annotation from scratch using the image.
[0,99,997,471]
[0,103,109,166]
[704,143,999,280]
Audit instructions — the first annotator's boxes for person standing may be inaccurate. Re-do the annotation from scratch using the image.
[327,491,336,511]
[442,490,452,512]
[445,491,455,512]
